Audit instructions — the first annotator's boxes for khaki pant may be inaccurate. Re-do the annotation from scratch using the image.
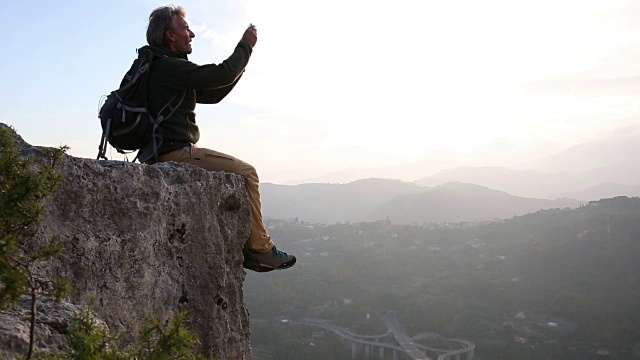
[153,144,274,253]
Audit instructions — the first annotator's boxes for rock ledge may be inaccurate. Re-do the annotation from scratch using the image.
[0,126,252,359]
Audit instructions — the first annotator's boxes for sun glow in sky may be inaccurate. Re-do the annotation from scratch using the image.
[2,0,639,183]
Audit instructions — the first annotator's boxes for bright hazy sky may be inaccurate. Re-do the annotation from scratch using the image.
[2,0,639,184]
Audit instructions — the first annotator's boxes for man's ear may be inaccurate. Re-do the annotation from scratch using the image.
[165,29,175,44]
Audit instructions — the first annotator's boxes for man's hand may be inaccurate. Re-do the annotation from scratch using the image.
[242,24,257,48]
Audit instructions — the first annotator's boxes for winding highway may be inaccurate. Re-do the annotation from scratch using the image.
[382,310,431,360]
[300,311,475,360]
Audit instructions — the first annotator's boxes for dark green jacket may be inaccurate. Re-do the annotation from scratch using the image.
[140,41,252,158]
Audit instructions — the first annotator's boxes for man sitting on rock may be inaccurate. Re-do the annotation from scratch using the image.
[139,5,295,272]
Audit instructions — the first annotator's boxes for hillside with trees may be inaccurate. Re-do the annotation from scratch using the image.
[245,197,640,360]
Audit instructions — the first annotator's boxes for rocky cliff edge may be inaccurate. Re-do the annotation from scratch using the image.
[0,125,253,359]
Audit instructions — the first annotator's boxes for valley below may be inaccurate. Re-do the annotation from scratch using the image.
[245,197,640,360]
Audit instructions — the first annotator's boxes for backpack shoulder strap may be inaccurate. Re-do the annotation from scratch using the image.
[148,89,187,162]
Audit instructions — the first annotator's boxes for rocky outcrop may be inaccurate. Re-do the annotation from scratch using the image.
[0,297,107,358]
[1,126,253,359]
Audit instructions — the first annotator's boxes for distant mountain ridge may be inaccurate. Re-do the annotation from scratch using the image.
[414,166,570,198]
[370,182,580,224]
[551,183,640,201]
[260,179,581,224]
[413,162,640,199]
[285,125,640,187]
[261,178,424,224]
[262,129,639,223]
[512,130,640,173]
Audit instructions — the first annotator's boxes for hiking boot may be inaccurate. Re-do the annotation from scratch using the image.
[243,246,296,272]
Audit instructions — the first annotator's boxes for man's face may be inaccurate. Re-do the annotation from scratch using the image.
[167,16,195,54]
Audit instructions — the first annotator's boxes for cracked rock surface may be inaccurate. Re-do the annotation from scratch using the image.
[1,125,253,359]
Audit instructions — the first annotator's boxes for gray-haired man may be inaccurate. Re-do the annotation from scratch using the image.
[140,5,295,272]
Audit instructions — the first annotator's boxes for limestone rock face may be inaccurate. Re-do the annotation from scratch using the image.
[1,126,253,359]
[0,297,106,359]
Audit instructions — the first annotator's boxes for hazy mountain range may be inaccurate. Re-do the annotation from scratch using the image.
[414,162,640,199]
[511,128,640,173]
[261,180,581,225]
[261,179,421,224]
[286,129,640,189]
[261,129,639,224]
[413,130,640,199]
[368,182,579,224]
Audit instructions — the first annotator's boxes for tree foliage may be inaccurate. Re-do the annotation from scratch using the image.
[247,200,640,359]
[136,311,206,360]
[38,304,205,360]
[0,125,70,359]
[0,125,68,308]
